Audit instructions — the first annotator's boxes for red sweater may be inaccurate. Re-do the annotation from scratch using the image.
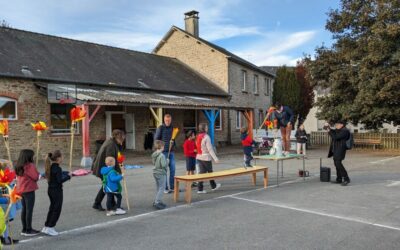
[183,139,196,158]
[16,163,40,194]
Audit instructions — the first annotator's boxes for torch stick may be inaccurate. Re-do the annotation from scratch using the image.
[69,122,75,174]
[35,131,41,167]
[120,163,130,210]
[3,137,11,164]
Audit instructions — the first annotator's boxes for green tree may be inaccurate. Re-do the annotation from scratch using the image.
[296,61,314,125]
[307,0,400,128]
[273,66,301,126]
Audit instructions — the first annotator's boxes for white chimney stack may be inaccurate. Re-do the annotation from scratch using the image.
[184,10,199,38]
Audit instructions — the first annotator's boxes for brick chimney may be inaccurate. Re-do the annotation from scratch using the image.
[184,10,199,38]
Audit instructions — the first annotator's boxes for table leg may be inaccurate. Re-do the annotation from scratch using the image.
[263,169,268,188]
[276,161,279,187]
[303,155,305,181]
[281,160,284,178]
[185,181,192,204]
[252,173,257,186]
[174,179,179,202]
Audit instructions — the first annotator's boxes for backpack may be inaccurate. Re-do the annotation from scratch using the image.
[346,131,354,150]
[102,169,122,193]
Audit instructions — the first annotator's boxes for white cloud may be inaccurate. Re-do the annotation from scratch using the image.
[233,30,317,66]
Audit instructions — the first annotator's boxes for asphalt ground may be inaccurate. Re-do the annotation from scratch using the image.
[6,148,400,250]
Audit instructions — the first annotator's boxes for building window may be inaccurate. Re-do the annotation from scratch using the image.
[236,111,242,129]
[183,110,197,129]
[50,104,79,134]
[215,110,222,130]
[265,78,271,96]
[254,75,259,94]
[241,70,247,92]
[0,97,17,120]
[268,79,273,96]
[258,110,264,127]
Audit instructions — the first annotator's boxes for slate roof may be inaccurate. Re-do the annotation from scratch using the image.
[0,27,228,97]
[154,26,275,78]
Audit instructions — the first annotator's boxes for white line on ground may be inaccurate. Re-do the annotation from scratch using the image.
[19,178,307,244]
[370,156,400,164]
[228,196,400,232]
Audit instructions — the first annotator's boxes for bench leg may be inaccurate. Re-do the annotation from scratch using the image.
[174,179,179,202]
[252,173,257,186]
[264,169,268,188]
[185,181,192,204]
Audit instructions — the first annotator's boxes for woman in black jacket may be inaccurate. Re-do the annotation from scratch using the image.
[325,121,351,186]
[295,124,307,155]
[91,129,125,211]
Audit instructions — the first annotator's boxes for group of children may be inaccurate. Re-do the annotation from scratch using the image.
[0,149,71,246]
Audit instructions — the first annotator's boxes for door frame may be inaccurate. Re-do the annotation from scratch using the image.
[105,111,126,139]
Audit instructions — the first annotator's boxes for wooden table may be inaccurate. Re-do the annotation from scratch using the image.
[253,154,305,187]
[174,166,269,204]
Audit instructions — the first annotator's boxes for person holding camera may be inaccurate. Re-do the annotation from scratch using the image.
[324,120,351,186]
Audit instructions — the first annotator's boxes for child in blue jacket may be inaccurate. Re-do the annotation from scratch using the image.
[101,157,126,216]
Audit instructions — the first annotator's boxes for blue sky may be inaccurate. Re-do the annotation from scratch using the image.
[0,0,340,66]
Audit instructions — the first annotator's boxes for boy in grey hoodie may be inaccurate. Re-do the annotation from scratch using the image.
[151,140,168,210]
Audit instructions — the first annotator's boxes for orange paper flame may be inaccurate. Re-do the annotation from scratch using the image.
[4,185,22,204]
[0,120,9,136]
[0,169,16,187]
[31,121,48,131]
[171,128,179,140]
[117,152,126,164]
[70,106,86,122]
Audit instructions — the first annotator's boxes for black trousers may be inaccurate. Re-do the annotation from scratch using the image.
[45,188,63,228]
[94,177,116,208]
[21,191,35,231]
[198,160,216,191]
[106,193,122,211]
[334,159,349,181]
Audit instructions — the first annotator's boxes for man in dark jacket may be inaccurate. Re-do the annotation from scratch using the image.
[275,102,295,153]
[92,129,125,211]
[325,121,351,186]
[154,114,176,193]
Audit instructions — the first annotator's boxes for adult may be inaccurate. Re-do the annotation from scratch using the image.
[91,129,125,211]
[154,114,176,193]
[325,121,351,186]
[196,123,220,193]
[274,102,294,153]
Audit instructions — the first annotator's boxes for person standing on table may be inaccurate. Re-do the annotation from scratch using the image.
[92,129,125,211]
[154,114,176,194]
[324,120,351,186]
[196,123,221,194]
[274,102,295,154]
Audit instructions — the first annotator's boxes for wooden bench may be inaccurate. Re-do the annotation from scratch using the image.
[174,166,269,204]
[354,138,382,150]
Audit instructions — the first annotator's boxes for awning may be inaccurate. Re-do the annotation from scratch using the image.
[37,83,253,110]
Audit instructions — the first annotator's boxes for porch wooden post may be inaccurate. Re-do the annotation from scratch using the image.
[242,109,254,138]
[149,107,163,127]
[202,109,220,146]
[80,104,101,168]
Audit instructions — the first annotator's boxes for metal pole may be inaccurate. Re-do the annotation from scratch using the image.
[303,155,305,181]
[276,160,279,187]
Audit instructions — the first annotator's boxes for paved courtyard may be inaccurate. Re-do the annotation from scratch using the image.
[9,148,400,250]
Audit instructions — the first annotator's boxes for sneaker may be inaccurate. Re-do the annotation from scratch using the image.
[20,230,26,236]
[197,190,207,194]
[153,202,166,210]
[163,190,170,194]
[22,229,40,237]
[45,227,59,236]
[212,183,222,191]
[341,179,351,186]
[115,208,126,215]
[41,227,49,234]
[92,204,106,211]
[106,210,116,216]
[1,236,19,245]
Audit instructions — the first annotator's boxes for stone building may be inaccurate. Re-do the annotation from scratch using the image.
[0,11,274,167]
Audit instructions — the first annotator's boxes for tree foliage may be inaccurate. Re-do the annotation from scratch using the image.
[306,0,400,129]
[272,64,314,127]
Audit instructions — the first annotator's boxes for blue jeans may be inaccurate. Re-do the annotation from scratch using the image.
[163,152,175,190]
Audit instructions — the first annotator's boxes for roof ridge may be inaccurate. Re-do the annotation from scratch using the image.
[0,26,175,60]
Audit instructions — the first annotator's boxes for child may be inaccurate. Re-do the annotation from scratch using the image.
[240,127,255,168]
[183,130,197,176]
[152,140,167,210]
[100,157,126,216]
[15,149,40,236]
[196,123,221,194]
[295,124,307,155]
[42,150,71,236]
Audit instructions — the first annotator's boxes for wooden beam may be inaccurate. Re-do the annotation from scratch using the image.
[89,105,101,123]
[149,107,163,127]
